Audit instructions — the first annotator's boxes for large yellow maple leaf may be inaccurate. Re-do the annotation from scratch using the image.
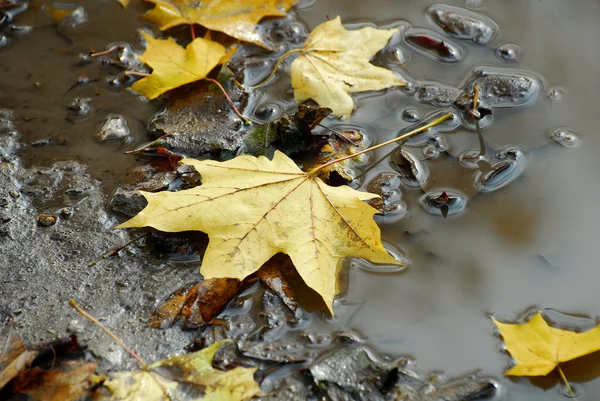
[131,31,226,100]
[118,151,400,313]
[291,16,406,119]
[493,312,600,376]
[144,0,297,47]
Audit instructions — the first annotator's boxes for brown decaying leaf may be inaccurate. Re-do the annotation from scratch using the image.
[149,278,242,329]
[255,254,300,315]
[0,335,39,390]
[10,360,97,401]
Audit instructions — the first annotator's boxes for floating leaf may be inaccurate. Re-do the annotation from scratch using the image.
[131,32,226,99]
[118,151,400,313]
[493,312,600,376]
[291,16,406,118]
[98,340,260,400]
[144,0,297,47]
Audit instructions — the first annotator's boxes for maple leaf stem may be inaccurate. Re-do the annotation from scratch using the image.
[206,78,250,124]
[125,71,151,77]
[68,299,148,369]
[472,83,480,110]
[89,45,122,57]
[190,24,196,40]
[310,112,454,175]
[557,365,577,399]
[237,48,303,89]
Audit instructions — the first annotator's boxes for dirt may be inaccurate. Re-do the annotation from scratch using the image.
[1,0,600,400]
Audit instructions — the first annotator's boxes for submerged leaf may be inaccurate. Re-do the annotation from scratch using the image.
[493,312,600,376]
[131,32,226,99]
[291,16,406,118]
[99,340,260,401]
[144,0,297,47]
[118,151,400,314]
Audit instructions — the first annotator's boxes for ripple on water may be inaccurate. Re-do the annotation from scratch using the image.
[474,159,523,193]
[550,127,580,148]
[354,241,407,273]
[420,189,467,217]
[495,43,521,61]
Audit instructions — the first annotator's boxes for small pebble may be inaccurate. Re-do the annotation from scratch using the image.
[38,214,57,227]
[67,319,85,333]
[60,207,73,218]
[9,189,19,198]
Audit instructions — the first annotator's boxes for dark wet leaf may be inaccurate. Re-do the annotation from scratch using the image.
[10,360,97,401]
[149,278,242,329]
[243,104,331,158]
[255,254,301,316]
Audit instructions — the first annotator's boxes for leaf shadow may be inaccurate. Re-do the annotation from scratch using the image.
[528,350,600,390]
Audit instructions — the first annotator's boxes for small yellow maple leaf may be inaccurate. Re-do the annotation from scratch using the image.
[118,151,400,314]
[291,16,406,119]
[131,31,226,100]
[144,0,297,47]
[493,312,600,376]
[99,340,260,401]
[117,0,130,8]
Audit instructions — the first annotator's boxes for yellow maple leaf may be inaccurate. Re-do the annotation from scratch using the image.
[99,340,260,400]
[144,0,297,47]
[291,16,406,119]
[131,31,226,100]
[493,312,600,376]
[118,151,400,314]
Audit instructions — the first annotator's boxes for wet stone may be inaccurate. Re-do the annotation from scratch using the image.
[148,85,247,157]
[96,115,131,142]
[415,82,460,107]
[390,148,430,189]
[495,43,521,61]
[66,97,93,118]
[420,190,467,217]
[404,28,464,63]
[38,214,57,227]
[365,172,405,216]
[426,4,498,45]
[268,22,308,44]
[110,187,148,218]
[549,127,580,147]
[56,4,87,30]
[455,67,542,110]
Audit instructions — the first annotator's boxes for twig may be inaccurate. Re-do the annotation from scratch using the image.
[317,123,360,146]
[102,233,149,258]
[68,299,147,369]
[90,45,122,57]
[473,83,479,110]
[557,365,577,399]
[205,78,250,124]
[124,133,172,155]
[310,113,453,175]
[236,48,303,89]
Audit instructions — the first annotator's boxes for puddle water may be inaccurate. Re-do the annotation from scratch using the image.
[2,0,600,399]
